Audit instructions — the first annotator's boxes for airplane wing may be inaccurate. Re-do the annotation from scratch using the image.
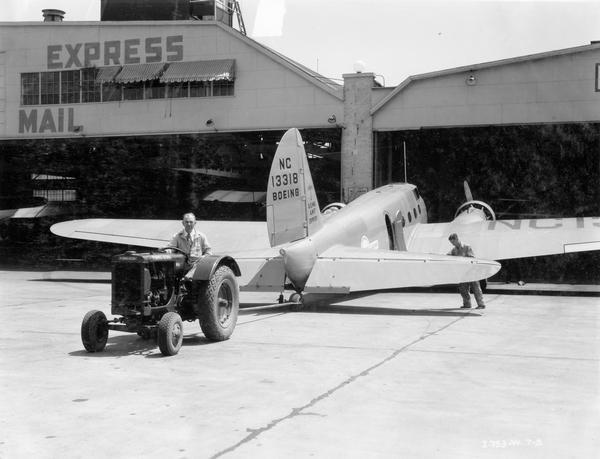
[50,218,269,252]
[51,218,294,291]
[405,217,600,260]
[303,245,500,294]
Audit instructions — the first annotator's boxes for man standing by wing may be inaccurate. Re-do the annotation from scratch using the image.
[170,212,212,279]
[448,233,486,309]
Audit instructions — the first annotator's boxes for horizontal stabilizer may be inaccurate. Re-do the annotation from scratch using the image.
[304,246,500,294]
[236,254,285,292]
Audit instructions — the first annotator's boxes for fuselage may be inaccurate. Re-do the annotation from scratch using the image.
[280,183,427,290]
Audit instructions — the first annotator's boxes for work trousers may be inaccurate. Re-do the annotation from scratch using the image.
[458,281,485,307]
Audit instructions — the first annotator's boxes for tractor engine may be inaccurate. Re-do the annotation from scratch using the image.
[111,251,187,316]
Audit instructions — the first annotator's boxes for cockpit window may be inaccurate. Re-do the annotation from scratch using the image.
[412,188,420,200]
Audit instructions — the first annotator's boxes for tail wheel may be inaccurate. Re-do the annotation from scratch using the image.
[289,293,305,311]
[288,293,303,303]
[81,310,109,353]
[197,266,239,341]
[158,312,183,356]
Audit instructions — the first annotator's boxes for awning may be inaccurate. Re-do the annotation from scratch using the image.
[95,66,121,84]
[113,62,166,83]
[203,190,266,203]
[160,59,235,83]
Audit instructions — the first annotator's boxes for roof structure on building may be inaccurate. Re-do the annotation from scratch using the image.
[0,19,342,100]
[371,42,600,115]
[215,23,343,100]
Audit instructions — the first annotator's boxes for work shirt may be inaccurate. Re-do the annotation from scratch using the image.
[448,244,475,258]
[170,229,212,263]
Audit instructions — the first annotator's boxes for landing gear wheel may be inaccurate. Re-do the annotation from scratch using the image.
[158,312,183,356]
[289,293,303,303]
[289,293,304,311]
[197,266,239,341]
[81,310,109,353]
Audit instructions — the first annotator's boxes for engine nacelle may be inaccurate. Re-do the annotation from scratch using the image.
[322,202,346,216]
[453,200,496,223]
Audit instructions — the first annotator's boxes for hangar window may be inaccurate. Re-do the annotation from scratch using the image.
[213,80,234,96]
[168,82,189,98]
[162,59,235,98]
[145,80,166,99]
[61,70,81,104]
[33,189,77,202]
[102,83,121,102]
[123,83,144,101]
[40,72,60,105]
[31,174,77,202]
[189,80,234,97]
[190,81,210,97]
[20,59,235,106]
[21,73,40,105]
[81,68,101,103]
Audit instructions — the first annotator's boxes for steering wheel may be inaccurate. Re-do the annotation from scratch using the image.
[159,246,190,263]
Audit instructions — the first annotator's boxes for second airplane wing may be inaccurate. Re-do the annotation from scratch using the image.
[406,217,600,260]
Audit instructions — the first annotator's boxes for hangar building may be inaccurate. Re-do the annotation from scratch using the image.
[0,1,598,280]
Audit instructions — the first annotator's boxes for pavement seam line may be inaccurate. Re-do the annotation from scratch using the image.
[410,348,599,362]
[210,316,465,458]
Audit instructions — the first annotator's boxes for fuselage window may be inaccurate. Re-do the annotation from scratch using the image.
[413,208,417,219]
[417,204,421,214]
[408,212,412,223]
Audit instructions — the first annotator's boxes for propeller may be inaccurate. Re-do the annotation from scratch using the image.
[463,180,473,202]
[454,180,496,221]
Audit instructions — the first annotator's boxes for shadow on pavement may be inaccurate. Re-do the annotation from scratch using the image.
[303,304,482,317]
[68,330,214,358]
[240,295,483,317]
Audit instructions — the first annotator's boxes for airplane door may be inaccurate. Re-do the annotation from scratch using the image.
[393,211,407,251]
[384,214,396,250]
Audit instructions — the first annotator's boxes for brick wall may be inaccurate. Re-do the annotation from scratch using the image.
[341,72,375,202]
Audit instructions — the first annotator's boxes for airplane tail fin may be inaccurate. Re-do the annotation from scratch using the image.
[266,128,323,247]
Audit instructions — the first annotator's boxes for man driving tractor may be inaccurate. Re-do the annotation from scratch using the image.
[170,212,212,279]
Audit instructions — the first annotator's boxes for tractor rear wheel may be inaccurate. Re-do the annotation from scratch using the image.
[196,266,239,341]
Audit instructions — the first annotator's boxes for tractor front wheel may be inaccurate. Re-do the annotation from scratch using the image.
[158,312,183,356]
[81,310,109,353]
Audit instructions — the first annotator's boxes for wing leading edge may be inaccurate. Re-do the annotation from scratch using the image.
[50,218,269,252]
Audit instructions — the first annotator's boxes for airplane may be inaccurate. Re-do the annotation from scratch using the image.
[51,128,600,302]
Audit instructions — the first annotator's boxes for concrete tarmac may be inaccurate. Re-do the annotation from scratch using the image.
[1,270,598,458]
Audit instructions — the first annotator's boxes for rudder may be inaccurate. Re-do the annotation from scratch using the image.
[266,128,323,247]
